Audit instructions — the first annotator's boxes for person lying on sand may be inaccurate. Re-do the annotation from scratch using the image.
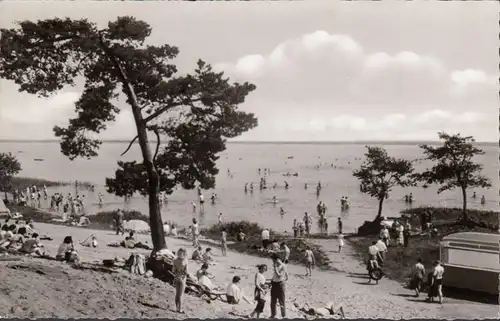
[56,236,80,264]
[226,276,253,305]
[81,235,98,248]
[107,233,152,250]
[192,246,203,261]
[293,300,345,318]
[19,233,46,257]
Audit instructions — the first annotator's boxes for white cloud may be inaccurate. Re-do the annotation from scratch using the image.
[1,91,80,124]
[216,30,495,109]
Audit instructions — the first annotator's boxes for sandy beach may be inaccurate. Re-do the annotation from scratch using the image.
[0,222,497,319]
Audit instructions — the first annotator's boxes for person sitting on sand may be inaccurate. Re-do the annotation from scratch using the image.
[6,226,28,251]
[56,236,80,263]
[20,233,45,256]
[196,263,215,291]
[0,225,15,249]
[202,248,213,264]
[192,246,203,261]
[171,224,178,237]
[226,276,252,305]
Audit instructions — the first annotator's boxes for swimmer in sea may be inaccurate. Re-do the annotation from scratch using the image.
[280,207,285,216]
[272,196,277,204]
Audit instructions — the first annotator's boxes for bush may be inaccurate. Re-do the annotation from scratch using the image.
[202,220,264,241]
[401,207,499,232]
[202,221,331,269]
[91,210,149,229]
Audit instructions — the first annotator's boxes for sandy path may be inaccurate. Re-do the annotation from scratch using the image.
[2,222,497,319]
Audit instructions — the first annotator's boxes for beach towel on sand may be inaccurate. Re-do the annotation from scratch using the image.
[128,254,146,275]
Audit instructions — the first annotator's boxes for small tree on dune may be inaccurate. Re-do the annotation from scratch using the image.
[416,132,491,222]
[353,146,415,221]
[0,152,22,201]
[0,16,258,251]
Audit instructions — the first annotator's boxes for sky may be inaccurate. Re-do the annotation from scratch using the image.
[0,1,498,142]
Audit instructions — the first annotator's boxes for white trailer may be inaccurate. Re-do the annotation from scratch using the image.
[440,232,500,295]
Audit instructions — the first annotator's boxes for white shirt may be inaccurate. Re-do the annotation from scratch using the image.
[368,245,379,256]
[381,228,389,238]
[192,224,199,236]
[375,240,387,252]
[255,272,266,287]
[226,283,242,300]
[261,229,270,240]
[199,195,204,202]
[433,265,445,279]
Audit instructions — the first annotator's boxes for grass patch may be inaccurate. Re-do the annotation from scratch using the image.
[348,207,499,285]
[202,221,331,269]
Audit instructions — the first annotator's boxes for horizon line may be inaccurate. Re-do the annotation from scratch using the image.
[0,139,497,146]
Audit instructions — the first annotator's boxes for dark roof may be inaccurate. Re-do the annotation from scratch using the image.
[442,232,500,244]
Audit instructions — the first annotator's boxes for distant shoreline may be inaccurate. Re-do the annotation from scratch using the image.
[0,139,497,146]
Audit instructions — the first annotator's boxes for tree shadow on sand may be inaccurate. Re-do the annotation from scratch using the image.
[390,289,498,305]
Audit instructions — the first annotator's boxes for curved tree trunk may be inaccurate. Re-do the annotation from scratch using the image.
[107,49,166,251]
[376,197,384,221]
[461,186,468,222]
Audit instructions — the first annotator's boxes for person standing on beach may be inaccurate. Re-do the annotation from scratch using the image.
[172,248,188,313]
[337,218,343,235]
[338,233,344,253]
[249,264,268,319]
[427,260,445,304]
[261,228,270,249]
[115,210,125,236]
[192,218,200,247]
[304,246,315,276]
[270,254,287,319]
[411,258,425,297]
[380,225,389,247]
[218,213,223,225]
[221,228,228,256]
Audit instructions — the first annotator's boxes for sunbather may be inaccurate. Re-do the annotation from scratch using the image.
[56,236,80,263]
[20,233,45,256]
[196,263,215,290]
[192,246,203,261]
[226,276,253,305]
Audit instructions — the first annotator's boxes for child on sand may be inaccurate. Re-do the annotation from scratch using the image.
[338,233,344,253]
[304,247,315,276]
[173,248,188,313]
